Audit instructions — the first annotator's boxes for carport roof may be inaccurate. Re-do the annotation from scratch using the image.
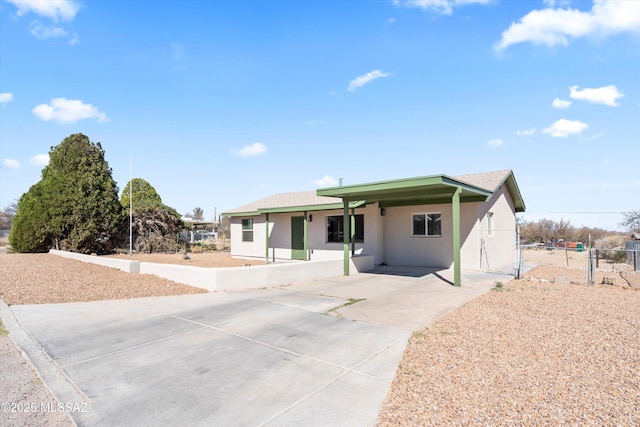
[317,169,525,212]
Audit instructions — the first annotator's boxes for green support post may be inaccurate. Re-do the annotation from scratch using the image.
[351,208,355,257]
[265,213,269,263]
[303,211,308,261]
[343,200,350,275]
[452,187,461,286]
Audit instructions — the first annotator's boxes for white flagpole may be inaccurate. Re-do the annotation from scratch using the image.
[129,157,132,256]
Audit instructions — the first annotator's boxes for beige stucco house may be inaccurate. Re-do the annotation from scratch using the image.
[223,169,525,286]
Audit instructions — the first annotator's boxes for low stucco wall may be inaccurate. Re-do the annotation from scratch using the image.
[140,255,375,292]
[49,250,140,273]
[49,250,374,292]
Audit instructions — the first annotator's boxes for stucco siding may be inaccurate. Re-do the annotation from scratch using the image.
[382,204,454,268]
[229,204,380,261]
[230,216,268,259]
[479,185,517,273]
[460,203,482,270]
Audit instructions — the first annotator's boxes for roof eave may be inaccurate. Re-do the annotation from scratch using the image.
[497,171,526,213]
[318,174,492,201]
[222,201,366,217]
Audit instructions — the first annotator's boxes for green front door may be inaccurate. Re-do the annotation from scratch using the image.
[291,216,305,260]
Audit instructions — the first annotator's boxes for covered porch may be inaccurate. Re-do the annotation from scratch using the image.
[317,174,496,286]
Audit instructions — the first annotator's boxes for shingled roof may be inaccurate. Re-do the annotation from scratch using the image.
[223,191,341,215]
[223,169,524,215]
[453,169,513,192]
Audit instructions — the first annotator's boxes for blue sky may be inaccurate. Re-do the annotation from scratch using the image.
[1,0,638,230]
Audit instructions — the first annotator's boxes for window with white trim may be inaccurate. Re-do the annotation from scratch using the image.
[412,213,441,237]
[242,218,254,242]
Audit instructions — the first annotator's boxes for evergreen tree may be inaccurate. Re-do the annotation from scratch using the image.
[120,178,163,209]
[120,178,184,253]
[9,182,51,252]
[10,133,124,253]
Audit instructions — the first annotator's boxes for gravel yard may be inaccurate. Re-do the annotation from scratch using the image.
[0,253,208,305]
[377,280,640,425]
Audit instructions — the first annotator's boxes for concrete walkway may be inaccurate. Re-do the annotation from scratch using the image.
[4,268,508,426]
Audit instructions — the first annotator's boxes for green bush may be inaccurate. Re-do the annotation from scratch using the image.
[611,248,627,263]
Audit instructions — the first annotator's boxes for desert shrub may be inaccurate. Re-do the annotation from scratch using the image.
[190,242,217,253]
[610,248,627,263]
[594,235,627,262]
[595,235,626,250]
[135,234,179,254]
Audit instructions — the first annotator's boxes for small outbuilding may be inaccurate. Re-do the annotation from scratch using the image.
[223,169,525,286]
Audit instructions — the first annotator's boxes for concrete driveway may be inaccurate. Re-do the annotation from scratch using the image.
[4,267,507,426]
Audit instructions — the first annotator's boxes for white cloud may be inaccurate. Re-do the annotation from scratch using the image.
[3,158,21,169]
[552,98,571,109]
[29,22,67,39]
[393,0,490,15]
[543,119,588,137]
[487,138,503,148]
[569,85,623,107]
[6,0,80,21]
[585,131,605,141]
[347,70,391,92]
[516,128,536,136]
[29,22,78,44]
[0,93,15,104]
[543,0,571,7]
[32,98,109,124]
[29,154,50,166]
[314,175,339,187]
[495,0,640,51]
[231,142,268,157]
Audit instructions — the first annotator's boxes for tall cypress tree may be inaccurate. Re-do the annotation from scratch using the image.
[10,133,124,253]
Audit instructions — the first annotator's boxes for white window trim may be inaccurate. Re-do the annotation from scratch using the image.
[487,212,494,236]
[241,218,254,242]
[411,212,442,238]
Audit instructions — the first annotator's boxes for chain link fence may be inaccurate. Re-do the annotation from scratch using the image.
[521,242,639,288]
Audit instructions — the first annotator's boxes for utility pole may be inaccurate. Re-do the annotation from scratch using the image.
[129,157,132,256]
